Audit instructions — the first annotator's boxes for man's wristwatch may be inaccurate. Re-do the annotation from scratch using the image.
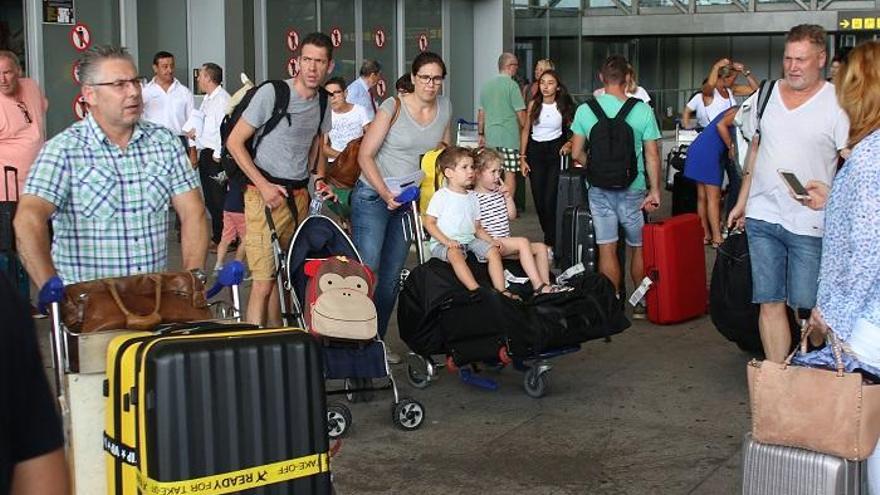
[190,268,208,286]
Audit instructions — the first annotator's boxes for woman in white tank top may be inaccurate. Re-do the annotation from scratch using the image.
[519,70,575,248]
[683,58,759,129]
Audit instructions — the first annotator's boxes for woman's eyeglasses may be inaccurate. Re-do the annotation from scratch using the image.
[16,101,31,124]
[415,74,444,86]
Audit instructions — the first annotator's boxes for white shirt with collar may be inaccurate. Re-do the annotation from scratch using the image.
[346,77,376,120]
[194,85,231,158]
[142,77,194,136]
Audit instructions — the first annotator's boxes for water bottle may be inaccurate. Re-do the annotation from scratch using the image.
[309,196,323,216]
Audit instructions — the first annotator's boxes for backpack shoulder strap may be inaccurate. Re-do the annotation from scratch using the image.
[318,87,329,129]
[756,79,776,132]
[616,97,639,122]
[252,80,291,151]
[585,98,607,121]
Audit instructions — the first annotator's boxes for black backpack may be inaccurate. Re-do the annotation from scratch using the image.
[219,80,328,184]
[584,97,639,189]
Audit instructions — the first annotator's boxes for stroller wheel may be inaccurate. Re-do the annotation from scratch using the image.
[523,367,549,398]
[391,397,425,431]
[327,403,352,439]
[406,362,432,389]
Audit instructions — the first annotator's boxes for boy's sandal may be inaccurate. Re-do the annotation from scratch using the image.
[500,289,522,301]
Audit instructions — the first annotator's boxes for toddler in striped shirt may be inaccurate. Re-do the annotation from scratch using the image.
[472,148,565,295]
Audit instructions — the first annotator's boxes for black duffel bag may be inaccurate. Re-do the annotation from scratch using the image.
[397,258,518,364]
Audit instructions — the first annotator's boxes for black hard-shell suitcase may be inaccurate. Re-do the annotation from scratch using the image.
[104,324,332,495]
[555,156,587,262]
[557,205,596,272]
[742,433,867,495]
[671,171,697,215]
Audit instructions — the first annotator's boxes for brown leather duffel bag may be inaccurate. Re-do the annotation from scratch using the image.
[61,272,212,333]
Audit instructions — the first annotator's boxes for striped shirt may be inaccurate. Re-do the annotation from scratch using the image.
[474,191,510,239]
[24,115,200,284]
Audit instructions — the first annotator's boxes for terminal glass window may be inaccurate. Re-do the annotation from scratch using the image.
[138,0,188,87]
[404,0,442,67]
[362,0,397,100]
[266,0,317,80]
[0,1,25,71]
[320,0,356,81]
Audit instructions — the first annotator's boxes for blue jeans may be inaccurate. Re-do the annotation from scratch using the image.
[745,218,822,310]
[587,187,646,247]
[350,181,412,338]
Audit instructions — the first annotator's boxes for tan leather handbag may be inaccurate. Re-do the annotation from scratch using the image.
[747,329,880,460]
[325,96,401,189]
[61,272,212,333]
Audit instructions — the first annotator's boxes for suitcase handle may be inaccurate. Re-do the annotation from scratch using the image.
[4,166,19,202]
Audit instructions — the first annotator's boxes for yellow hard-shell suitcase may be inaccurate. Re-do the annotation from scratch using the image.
[104,324,331,494]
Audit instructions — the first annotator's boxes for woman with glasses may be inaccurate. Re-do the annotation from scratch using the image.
[322,76,371,165]
[354,52,452,361]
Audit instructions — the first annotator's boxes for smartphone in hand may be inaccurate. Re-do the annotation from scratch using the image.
[777,169,810,201]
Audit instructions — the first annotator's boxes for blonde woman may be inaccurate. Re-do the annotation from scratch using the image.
[523,58,555,101]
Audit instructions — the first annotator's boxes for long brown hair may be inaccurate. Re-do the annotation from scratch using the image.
[835,41,880,147]
[528,70,574,129]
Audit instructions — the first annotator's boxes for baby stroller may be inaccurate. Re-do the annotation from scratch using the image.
[281,214,426,438]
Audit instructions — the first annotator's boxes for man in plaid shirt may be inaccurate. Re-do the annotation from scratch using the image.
[14,45,208,289]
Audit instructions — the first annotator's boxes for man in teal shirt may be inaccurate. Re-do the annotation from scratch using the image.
[570,55,661,318]
[478,53,526,206]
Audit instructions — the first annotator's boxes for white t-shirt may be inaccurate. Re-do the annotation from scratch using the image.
[687,88,736,128]
[531,103,563,142]
[593,86,651,104]
[745,81,849,237]
[142,78,194,136]
[425,188,481,250]
[328,104,371,156]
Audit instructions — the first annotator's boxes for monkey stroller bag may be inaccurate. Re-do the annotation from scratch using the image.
[284,215,425,436]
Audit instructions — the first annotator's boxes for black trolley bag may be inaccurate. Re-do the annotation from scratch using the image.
[1,166,18,253]
[104,323,332,495]
[397,258,521,366]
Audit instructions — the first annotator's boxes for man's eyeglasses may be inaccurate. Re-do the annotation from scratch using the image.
[87,77,144,90]
[16,101,31,124]
[415,74,444,86]
[327,89,344,97]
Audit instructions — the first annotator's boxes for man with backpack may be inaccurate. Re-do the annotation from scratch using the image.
[570,55,662,318]
[224,32,334,326]
[727,24,849,362]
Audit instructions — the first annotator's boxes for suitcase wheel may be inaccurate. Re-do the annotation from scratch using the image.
[445,355,458,373]
[391,397,425,431]
[327,402,352,439]
[522,367,549,399]
[498,346,513,365]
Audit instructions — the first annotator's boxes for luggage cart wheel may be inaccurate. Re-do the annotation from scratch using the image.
[391,397,425,431]
[523,367,549,398]
[406,355,432,389]
[327,403,352,439]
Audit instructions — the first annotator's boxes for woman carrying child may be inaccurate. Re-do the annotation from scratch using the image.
[519,70,574,249]
[473,148,567,295]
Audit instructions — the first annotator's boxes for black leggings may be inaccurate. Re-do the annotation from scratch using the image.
[526,136,564,247]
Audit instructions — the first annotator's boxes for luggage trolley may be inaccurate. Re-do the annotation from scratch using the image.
[456,118,480,148]
[43,265,245,495]
[278,214,426,438]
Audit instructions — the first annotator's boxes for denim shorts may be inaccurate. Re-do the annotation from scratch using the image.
[745,218,823,310]
[430,238,494,262]
[587,187,646,247]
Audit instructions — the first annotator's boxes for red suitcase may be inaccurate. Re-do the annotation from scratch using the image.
[643,213,707,324]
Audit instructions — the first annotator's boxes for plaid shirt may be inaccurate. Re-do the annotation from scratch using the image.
[24,115,199,284]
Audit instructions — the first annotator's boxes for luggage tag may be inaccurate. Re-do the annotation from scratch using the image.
[628,277,653,306]
[556,263,585,284]
[504,270,530,286]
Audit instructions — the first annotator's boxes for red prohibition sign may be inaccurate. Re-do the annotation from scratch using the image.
[70,23,92,52]
[330,27,343,48]
[374,28,386,49]
[418,33,429,52]
[286,29,299,52]
[72,94,88,120]
[376,78,387,98]
[287,57,299,78]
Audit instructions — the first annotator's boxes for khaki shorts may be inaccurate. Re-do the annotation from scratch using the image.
[244,186,309,281]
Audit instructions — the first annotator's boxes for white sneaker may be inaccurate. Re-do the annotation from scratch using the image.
[386,350,402,365]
